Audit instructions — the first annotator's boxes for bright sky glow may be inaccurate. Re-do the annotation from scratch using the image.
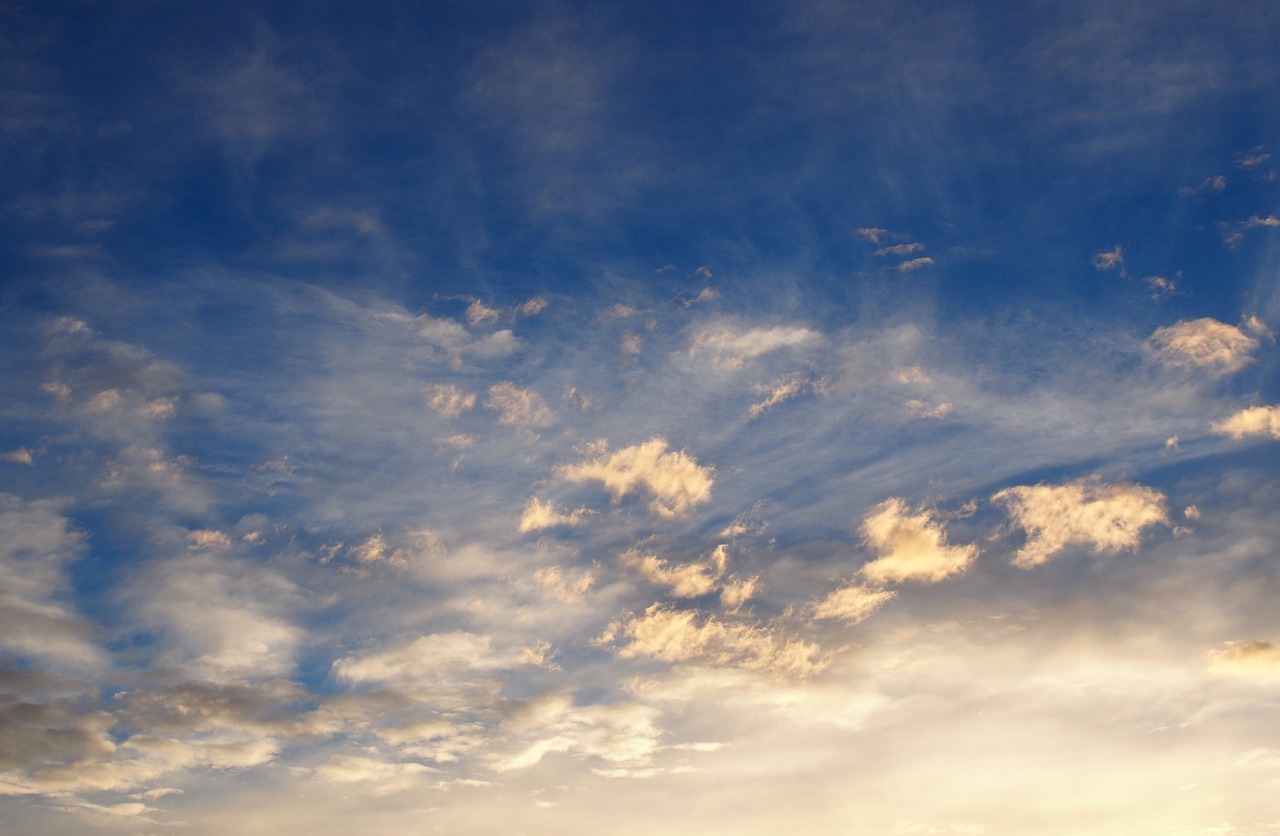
[2,2,1280,834]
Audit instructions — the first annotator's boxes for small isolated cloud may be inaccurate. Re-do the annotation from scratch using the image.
[1243,215,1280,228]
[1206,640,1280,674]
[1235,147,1271,169]
[485,382,552,427]
[1211,405,1280,441]
[992,479,1168,568]
[188,529,232,550]
[859,499,978,584]
[533,565,594,603]
[427,384,477,419]
[811,583,897,623]
[1148,318,1258,375]
[465,300,501,326]
[856,227,887,243]
[905,400,952,419]
[4,448,34,465]
[621,333,643,357]
[1243,314,1275,341]
[691,325,820,370]
[875,242,925,257]
[622,544,727,598]
[560,439,713,517]
[518,498,591,533]
[1092,245,1125,271]
[598,604,827,677]
[1144,275,1178,298]
[516,297,548,317]
[1178,175,1226,196]
[747,373,824,420]
[897,257,934,272]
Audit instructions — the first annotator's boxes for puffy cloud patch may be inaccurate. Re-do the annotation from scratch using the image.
[533,566,594,603]
[426,384,477,419]
[992,479,1168,568]
[690,325,820,370]
[859,499,978,584]
[598,604,827,677]
[875,242,924,256]
[811,583,897,623]
[622,545,726,598]
[560,439,713,517]
[1148,318,1258,375]
[485,381,552,427]
[1211,405,1280,441]
[518,498,592,533]
[905,399,952,419]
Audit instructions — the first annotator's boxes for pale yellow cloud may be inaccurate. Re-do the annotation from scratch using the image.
[622,545,725,597]
[560,438,713,517]
[533,565,594,603]
[599,604,827,677]
[1092,245,1124,271]
[747,373,824,420]
[188,529,232,550]
[1148,318,1258,374]
[992,479,1168,568]
[465,299,500,325]
[1206,640,1280,674]
[811,583,897,623]
[898,257,934,272]
[859,499,978,584]
[3,447,34,465]
[485,381,552,427]
[690,325,820,370]
[426,383,476,419]
[1211,405,1280,440]
[332,632,500,687]
[905,399,952,419]
[518,497,592,533]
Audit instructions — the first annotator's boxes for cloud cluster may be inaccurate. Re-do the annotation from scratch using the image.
[560,439,713,517]
[992,479,1168,568]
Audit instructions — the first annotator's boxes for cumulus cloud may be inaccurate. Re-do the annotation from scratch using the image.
[992,479,1168,568]
[426,383,477,419]
[485,381,552,427]
[533,565,594,603]
[747,373,824,420]
[897,257,934,272]
[560,439,713,517]
[518,497,591,533]
[1211,405,1280,441]
[622,544,727,597]
[858,499,978,584]
[598,604,827,677]
[690,325,820,370]
[1148,318,1258,374]
[811,583,897,623]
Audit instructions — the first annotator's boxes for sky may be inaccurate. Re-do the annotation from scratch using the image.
[3,1,1280,833]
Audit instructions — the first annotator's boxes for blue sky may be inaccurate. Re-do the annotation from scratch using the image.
[3,1,1280,833]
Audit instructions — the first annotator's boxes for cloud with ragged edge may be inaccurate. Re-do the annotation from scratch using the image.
[1206,640,1280,674]
[1147,317,1262,374]
[858,498,978,584]
[747,373,825,419]
[426,383,477,419]
[1211,405,1280,441]
[690,324,821,370]
[622,543,728,598]
[559,438,713,517]
[518,497,592,532]
[811,583,897,623]
[992,479,1168,568]
[485,381,552,427]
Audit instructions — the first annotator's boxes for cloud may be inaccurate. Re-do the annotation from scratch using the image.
[1243,215,1280,228]
[560,438,713,517]
[1206,640,1280,674]
[992,479,1168,568]
[518,498,591,533]
[332,632,502,689]
[485,381,552,427]
[690,325,820,370]
[905,399,952,419]
[856,227,888,243]
[622,544,727,597]
[1147,317,1259,374]
[533,566,594,603]
[858,499,978,584]
[875,242,925,256]
[719,576,760,612]
[598,604,827,677]
[310,755,438,793]
[3,448,34,465]
[811,583,897,623]
[516,297,549,317]
[427,384,477,419]
[465,300,500,326]
[1211,405,1280,441]
[747,373,824,420]
[1092,245,1125,271]
[492,693,662,773]
[897,257,935,272]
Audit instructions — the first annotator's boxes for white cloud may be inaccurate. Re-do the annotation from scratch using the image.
[426,384,477,419]
[599,604,827,677]
[622,545,726,597]
[333,632,502,688]
[690,325,820,370]
[859,499,978,584]
[560,438,713,517]
[905,399,952,419]
[465,300,500,325]
[1243,215,1280,228]
[1148,318,1258,374]
[485,381,552,427]
[747,373,824,419]
[533,565,594,603]
[898,257,935,272]
[1092,245,1125,271]
[518,497,591,533]
[492,693,662,773]
[1211,405,1280,441]
[992,479,1168,568]
[875,242,925,256]
[3,448,34,465]
[516,296,548,317]
[856,227,887,243]
[811,583,897,623]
